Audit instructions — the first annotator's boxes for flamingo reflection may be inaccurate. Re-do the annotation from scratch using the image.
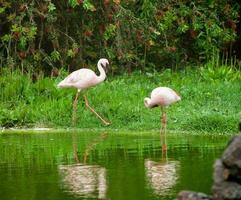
[145,150,179,196]
[59,164,107,199]
[59,133,108,199]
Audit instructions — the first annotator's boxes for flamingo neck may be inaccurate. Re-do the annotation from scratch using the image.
[97,60,106,83]
[144,97,152,108]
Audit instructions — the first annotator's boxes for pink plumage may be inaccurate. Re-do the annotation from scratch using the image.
[144,87,181,108]
[58,58,109,90]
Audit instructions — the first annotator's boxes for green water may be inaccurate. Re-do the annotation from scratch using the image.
[0,131,230,200]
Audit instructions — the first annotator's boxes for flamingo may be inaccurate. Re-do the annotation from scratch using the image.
[144,87,181,151]
[58,58,111,126]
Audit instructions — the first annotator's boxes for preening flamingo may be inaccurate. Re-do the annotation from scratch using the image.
[58,58,111,125]
[144,87,181,151]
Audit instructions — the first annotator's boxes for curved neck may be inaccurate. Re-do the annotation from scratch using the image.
[97,61,106,82]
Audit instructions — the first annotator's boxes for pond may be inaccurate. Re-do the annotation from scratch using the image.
[0,131,230,200]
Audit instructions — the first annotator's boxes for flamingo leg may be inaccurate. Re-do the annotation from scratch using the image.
[162,111,167,152]
[161,107,167,152]
[84,95,111,126]
[72,89,81,126]
[160,108,164,148]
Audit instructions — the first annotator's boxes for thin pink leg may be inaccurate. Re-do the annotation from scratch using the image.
[84,95,111,126]
[160,107,167,152]
[162,112,167,151]
[160,109,164,148]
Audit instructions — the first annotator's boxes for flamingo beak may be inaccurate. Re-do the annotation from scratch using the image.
[101,63,109,73]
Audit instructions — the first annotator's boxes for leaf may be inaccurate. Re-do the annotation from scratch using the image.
[0,7,6,14]
[113,0,120,4]
[1,34,12,42]
[27,26,37,40]
[19,36,27,49]
[67,49,75,58]
[48,2,56,12]
[11,24,20,32]
[104,24,116,40]
[83,0,96,11]
[68,0,78,8]
[51,50,61,62]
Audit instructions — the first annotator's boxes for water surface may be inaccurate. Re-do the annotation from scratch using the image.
[0,131,230,200]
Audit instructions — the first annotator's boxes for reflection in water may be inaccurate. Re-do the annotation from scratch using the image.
[83,132,108,163]
[59,164,107,199]
[59,132,108,199]
[145,159,180,196]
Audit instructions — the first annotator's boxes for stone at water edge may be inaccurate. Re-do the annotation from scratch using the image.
[221,134,241,181]
[212,181,241,200]
[212,133,241,200]
[212,159,241,200]
[213,159,229,184]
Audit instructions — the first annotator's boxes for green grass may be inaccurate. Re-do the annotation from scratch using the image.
[0,66,241,133]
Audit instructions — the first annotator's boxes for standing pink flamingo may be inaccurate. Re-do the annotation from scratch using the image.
[144,87,181,151]
[58,58,111,126]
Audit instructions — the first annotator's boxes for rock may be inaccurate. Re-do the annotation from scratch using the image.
[177,191,211,200]
[213,181,241,200]
[213,159,230,184]
[212,133,241,200]
[222,134,241,169]
[213,159,241,200]
[221,134,241,183]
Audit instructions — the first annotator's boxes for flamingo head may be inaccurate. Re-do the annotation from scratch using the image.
[144,97,158,108]
[99,58,109,73]
[144,97,151,108]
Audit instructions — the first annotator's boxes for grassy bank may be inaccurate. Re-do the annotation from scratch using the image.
[0,66,241,133]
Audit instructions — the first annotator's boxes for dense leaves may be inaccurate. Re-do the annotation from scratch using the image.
[0,0,240,74]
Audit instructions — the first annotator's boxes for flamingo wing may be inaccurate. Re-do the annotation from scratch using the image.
[151,87,180,106]
[58,68,97,88]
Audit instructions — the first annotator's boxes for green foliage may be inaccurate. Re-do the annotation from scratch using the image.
[48,2,56,12]
[104,24,116,41]
[201,52,241,82]
[83,0,95,11]
[51,50,61,62]
[0,0,240,73]
[201,64,241,82]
